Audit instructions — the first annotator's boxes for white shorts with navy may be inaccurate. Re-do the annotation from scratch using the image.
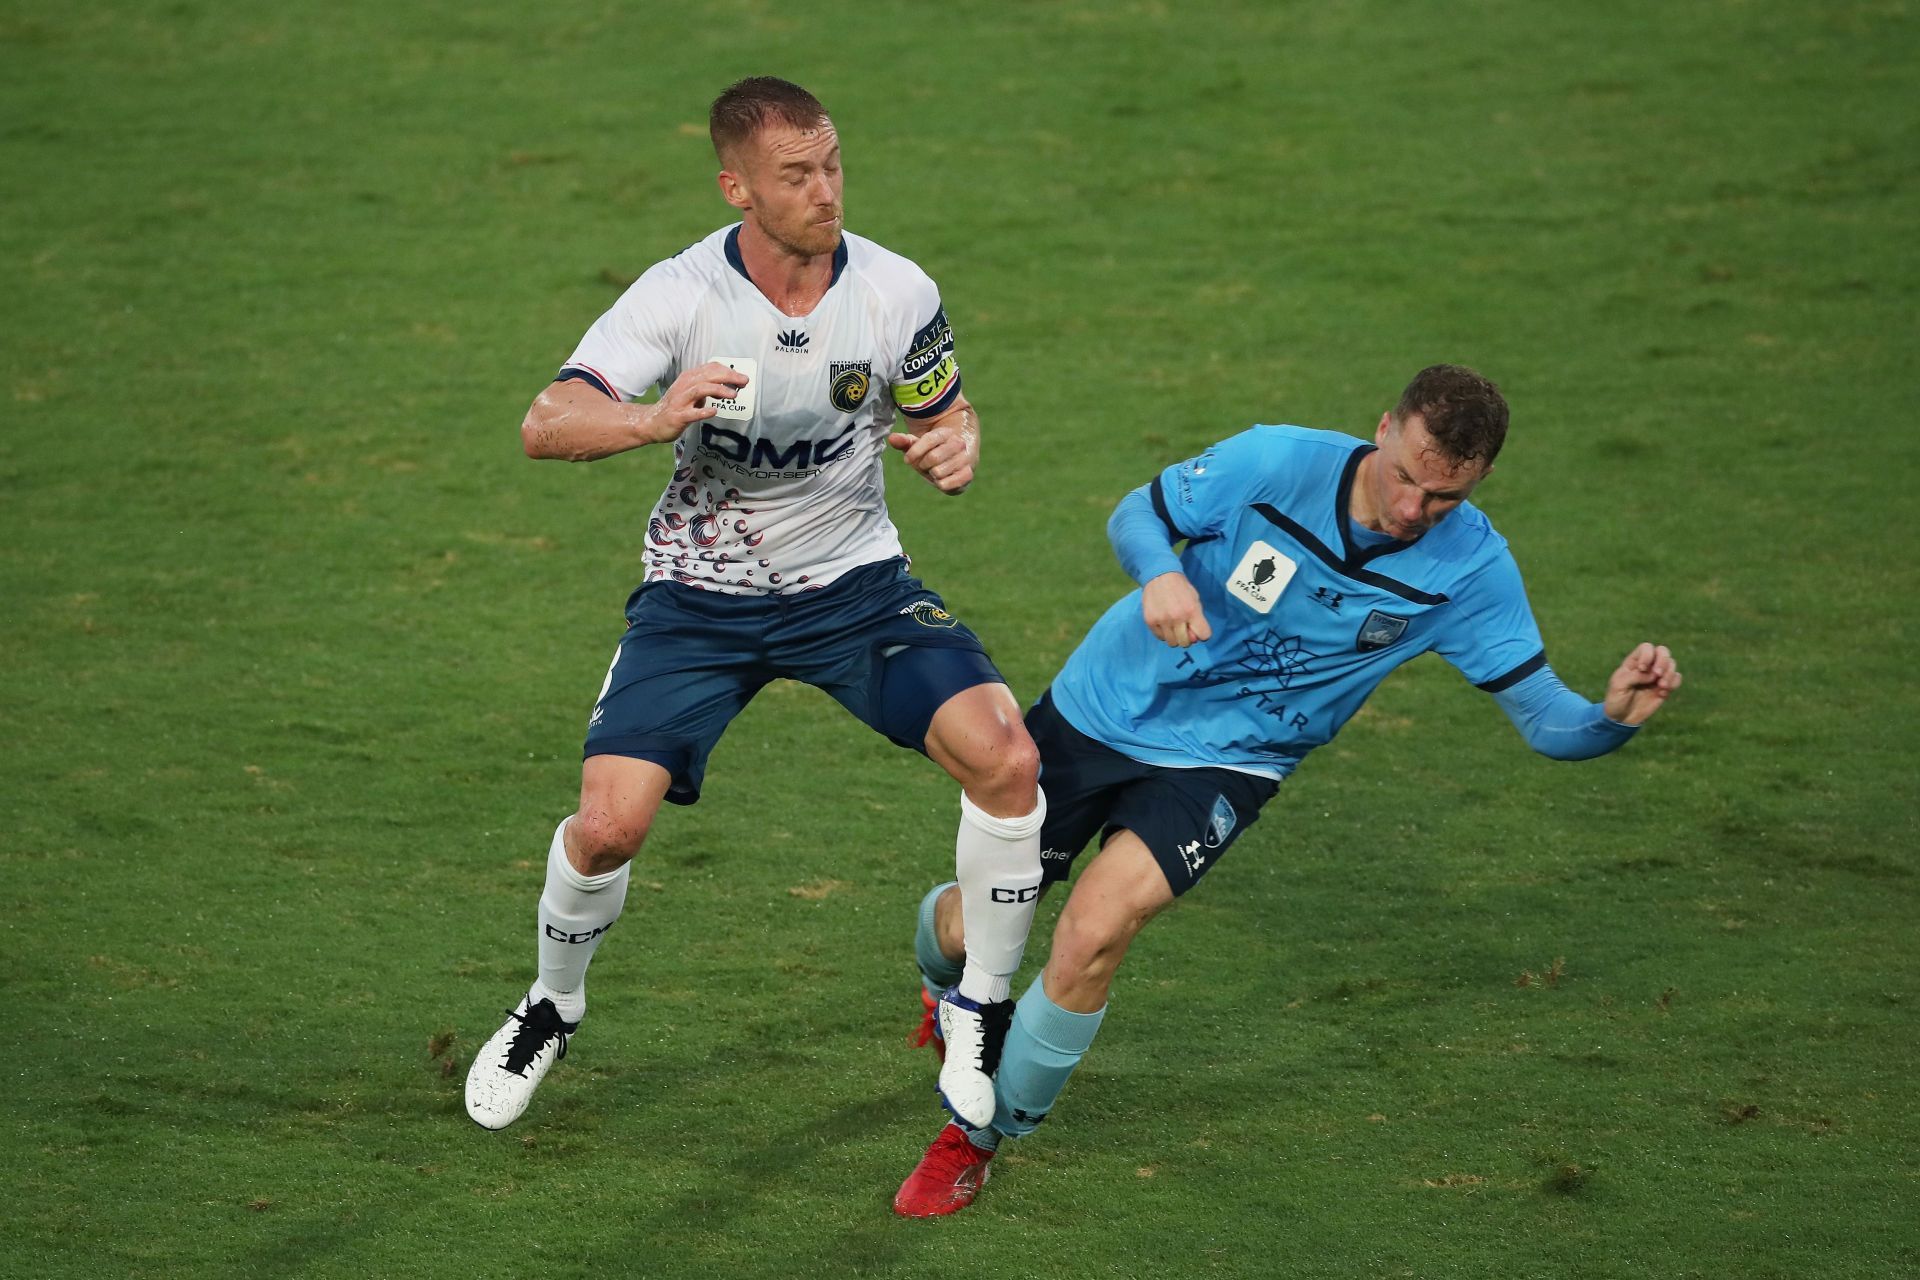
[585,558,1003,805]
[1026,690,1280,897]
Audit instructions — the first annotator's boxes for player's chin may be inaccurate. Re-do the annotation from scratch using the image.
[799,222,841,255]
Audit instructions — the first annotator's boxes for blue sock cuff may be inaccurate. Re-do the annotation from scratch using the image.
[1016,979,1105,1054]
[915,881,963,993]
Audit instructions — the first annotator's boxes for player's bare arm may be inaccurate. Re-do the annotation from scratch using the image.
[1140,571,1212,648]
[521,363,750,462]
[887,393,978,494]
[1602,642,1682,725]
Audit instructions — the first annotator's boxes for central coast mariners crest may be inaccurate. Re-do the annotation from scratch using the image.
[829,361,872,412]
[901,600,958,628]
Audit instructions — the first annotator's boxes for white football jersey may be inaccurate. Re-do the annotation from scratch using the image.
[559,225,963,595]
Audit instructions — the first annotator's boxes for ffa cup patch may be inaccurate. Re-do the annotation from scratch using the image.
[708,356,757,421]
[829,361,871,412]
[1356,609,1410,652]
[1226,540,1297,614]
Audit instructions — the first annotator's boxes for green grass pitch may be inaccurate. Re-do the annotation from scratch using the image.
[3,1,1916,1276]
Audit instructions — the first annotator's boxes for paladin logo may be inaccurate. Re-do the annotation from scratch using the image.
[775,329,810,353]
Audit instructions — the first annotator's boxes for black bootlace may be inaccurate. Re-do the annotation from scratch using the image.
[980,1001,1013,1077]
[501,1001,571,1076]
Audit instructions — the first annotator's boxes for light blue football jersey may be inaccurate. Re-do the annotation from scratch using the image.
[1050,425,1547,778]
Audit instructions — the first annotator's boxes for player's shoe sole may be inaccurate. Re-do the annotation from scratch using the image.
[893,1123,995,1217]
[935,988,1012,1131]
[464,993,578,1130]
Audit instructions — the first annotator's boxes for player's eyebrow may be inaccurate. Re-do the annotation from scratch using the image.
[1396,465,1470,499]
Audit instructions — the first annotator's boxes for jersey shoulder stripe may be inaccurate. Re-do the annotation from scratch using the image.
[1476,648,1548,692]
[557,365,619,400]
[1149,475,1190,540]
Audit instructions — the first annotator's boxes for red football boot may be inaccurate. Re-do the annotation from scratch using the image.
[908,986,946,1062]
[893,1123,995,1217]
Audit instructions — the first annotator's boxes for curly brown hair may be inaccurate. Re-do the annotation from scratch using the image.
[709,77,830,166]
[1394,365,1508,466]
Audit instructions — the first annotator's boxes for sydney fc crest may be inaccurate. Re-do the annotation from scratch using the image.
[1204,794,1237,849]
[1356,609,1409,652]
[829,361,871,412]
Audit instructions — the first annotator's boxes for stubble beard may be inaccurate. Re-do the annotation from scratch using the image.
[765,208,842,261]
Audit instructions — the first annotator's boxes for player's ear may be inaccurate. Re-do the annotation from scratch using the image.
[716,168,751,211]
[1375,411,1393,444]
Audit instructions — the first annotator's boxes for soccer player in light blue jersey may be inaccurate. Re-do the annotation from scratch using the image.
[893,364,1682,1215]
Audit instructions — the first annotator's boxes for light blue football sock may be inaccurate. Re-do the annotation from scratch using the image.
[966,1125,1001,1153]
[915,881,964,995]
[991,977,1106,1138]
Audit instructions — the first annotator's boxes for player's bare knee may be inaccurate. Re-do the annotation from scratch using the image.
[958,729,1041,816]
[1051,901,1139,985]
[566,807,649,874]
[935,883,967,960]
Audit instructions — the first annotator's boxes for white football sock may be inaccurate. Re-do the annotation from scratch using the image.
[954,789,1046,1004]
[533,817,629,1023]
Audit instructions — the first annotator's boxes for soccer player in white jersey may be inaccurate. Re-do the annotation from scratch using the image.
[464,78,1045,1138]
[892,365,1683,1215]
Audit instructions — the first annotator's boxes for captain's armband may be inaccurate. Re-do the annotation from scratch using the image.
[893,307,961,418]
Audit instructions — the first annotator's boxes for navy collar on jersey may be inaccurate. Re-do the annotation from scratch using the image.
[723,225,849,292]
[1334,444,1420,567]
[1249,443,1449,606]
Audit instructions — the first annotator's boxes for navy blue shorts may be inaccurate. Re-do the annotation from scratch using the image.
[584,558,1004,805]
[1027,689,1281,897]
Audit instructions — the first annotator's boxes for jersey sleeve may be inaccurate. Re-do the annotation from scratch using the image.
[1149,428,1267,542]
[558,262,691,401]
[1109,484,1186,584]
[1491,664,1639,760]
[887,265,963,419]
[1430,546,1549,690]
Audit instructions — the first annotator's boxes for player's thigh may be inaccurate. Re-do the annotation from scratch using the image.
[584,583,769,805]
[1020,689,1140,892]
[1052,830,1177,960]
[1104,765,1281,898]
[788,558,1007,754]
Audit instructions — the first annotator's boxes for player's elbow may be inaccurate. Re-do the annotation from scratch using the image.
[520,399,563,460]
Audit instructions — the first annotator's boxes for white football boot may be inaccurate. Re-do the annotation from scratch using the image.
[464,992,578,1130]
[936,989,1013,1130]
